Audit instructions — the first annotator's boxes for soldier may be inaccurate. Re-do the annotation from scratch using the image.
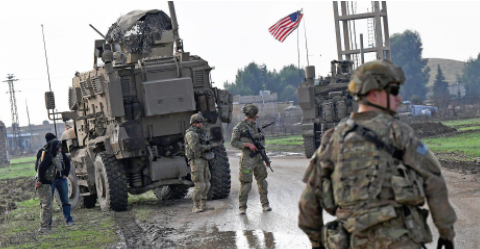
[185,113,215,213]
[231,103,272,215]
[36,140,63,233]
[298,60,456,249]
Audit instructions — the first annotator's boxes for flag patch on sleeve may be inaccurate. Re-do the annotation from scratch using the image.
[416,142,428,156]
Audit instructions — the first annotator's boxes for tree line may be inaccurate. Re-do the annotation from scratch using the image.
[223,63,305,103]
[225,30,480,104]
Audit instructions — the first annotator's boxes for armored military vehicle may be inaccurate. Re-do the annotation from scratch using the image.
[297,60,357,158]
[48,2,233,211]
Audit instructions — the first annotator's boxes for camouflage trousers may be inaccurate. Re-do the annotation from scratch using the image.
[238,153,269,209]
[190,158,211,205]
[38,184,53,229]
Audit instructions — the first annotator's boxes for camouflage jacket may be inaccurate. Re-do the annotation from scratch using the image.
[185,126,210,160]
[298,111,457,247]
[231,119,265,154]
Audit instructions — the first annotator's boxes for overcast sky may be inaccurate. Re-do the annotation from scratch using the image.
[0,1,479,127]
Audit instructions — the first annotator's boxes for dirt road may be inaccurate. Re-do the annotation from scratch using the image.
[112,154,480,249]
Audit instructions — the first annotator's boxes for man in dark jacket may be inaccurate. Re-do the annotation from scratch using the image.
[35,132,74,226]
[36,140,62,232]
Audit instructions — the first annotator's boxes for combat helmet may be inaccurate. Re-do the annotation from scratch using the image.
[348,60,405,98]
[190,113,204,124]
[348,60,405,115]
[241,103,259,118]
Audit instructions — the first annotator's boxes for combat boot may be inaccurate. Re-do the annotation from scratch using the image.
[239,207,247,215]
[37,227,53,234]
[263,205,272,212]
[200,201,215,211]
[192,202,204,213]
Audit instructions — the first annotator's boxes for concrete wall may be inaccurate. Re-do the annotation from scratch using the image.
[0,121,10,168]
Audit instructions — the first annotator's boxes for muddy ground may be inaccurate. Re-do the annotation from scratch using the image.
[410,122,458,138]
[1,152,479,248]
[107,153,479,249]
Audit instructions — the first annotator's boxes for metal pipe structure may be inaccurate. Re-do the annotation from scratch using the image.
[360,33,365,64]
[168,1,184,53]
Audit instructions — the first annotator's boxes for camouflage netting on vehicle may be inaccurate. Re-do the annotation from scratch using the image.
[106,9,172,54]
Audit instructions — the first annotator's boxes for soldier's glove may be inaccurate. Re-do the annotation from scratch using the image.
[437,238,454,249]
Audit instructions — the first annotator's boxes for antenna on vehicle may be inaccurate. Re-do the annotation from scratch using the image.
[89,24,106,39]
[41,24,58,137]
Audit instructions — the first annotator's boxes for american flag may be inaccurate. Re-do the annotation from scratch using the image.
[269,11,303,42]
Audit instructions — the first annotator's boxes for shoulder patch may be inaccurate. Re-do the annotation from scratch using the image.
[416,142,428,156]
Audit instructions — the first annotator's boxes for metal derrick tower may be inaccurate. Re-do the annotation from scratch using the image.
[3,74,20,152]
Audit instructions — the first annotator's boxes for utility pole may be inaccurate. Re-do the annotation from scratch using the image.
[3,74,20,153]
[26,100,34,153]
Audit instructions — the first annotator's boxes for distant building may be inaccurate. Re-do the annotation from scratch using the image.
[426,82,466,98]
[6,121,68,154]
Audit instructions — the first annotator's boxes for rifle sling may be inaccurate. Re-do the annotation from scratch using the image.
[347,121,403,160]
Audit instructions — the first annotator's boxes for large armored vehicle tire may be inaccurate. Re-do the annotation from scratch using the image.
[208,145,231,200]
[303,136,316,158]
[80,195,97,209]
[153,185,190,200]
[94,152,128,211]
[54,173,80,209]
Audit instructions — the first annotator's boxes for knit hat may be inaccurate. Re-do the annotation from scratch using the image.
[45,133,57,143]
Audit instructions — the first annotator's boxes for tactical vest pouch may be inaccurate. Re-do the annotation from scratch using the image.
[391,163,425,206]
[203,151,215,161]
[39,151,57,182]
[216,89,233,123]
[402,206,432,244]
[322,220,349,249]
[321,178,336,215]
[322,102,334,122]
[336,101,347,120]
[53,155,65,174]
[344,205,397,234]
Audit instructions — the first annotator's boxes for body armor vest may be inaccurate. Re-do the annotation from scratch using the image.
[185,127,210,160]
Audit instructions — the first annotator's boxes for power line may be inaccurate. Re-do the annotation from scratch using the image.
[3,74,20,154]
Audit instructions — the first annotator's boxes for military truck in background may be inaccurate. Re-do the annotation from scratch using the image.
[47,2,233,211]
[297,60,357,158]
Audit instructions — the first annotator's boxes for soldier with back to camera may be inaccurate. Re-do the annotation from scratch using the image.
[298,60,456,249]
[36,140,63,233]
[231,103,272,215]
[185,113,215,213]
[35,133,74,227]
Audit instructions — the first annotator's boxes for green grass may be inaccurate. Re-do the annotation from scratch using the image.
[1,198,118,248]
[441,117,480,128]
[266,135,303,146]
[424,131,480,161]
[0,157,37,180]
[265,135,304,153]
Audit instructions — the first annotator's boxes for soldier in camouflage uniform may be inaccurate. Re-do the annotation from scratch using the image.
[185,113,215,213]
[231,103,272,215]
[298,60,456,249]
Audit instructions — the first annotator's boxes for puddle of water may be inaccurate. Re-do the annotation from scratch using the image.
[234,152,304,157]
[174,229,309,249]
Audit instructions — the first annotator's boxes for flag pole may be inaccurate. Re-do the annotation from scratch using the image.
[303,10,309,66]
[297,9,302,87]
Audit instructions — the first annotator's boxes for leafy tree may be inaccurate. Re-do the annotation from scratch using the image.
[411,95,422,104]
[390,30,430,101]
[460,53,480,97]
[432,65,449,97]
[430,65,450,117]
[224,62,304,103]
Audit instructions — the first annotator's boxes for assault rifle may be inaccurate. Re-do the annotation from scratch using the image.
[245,130,273,172]
[261,122,275,129]
[33,175,38,200]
